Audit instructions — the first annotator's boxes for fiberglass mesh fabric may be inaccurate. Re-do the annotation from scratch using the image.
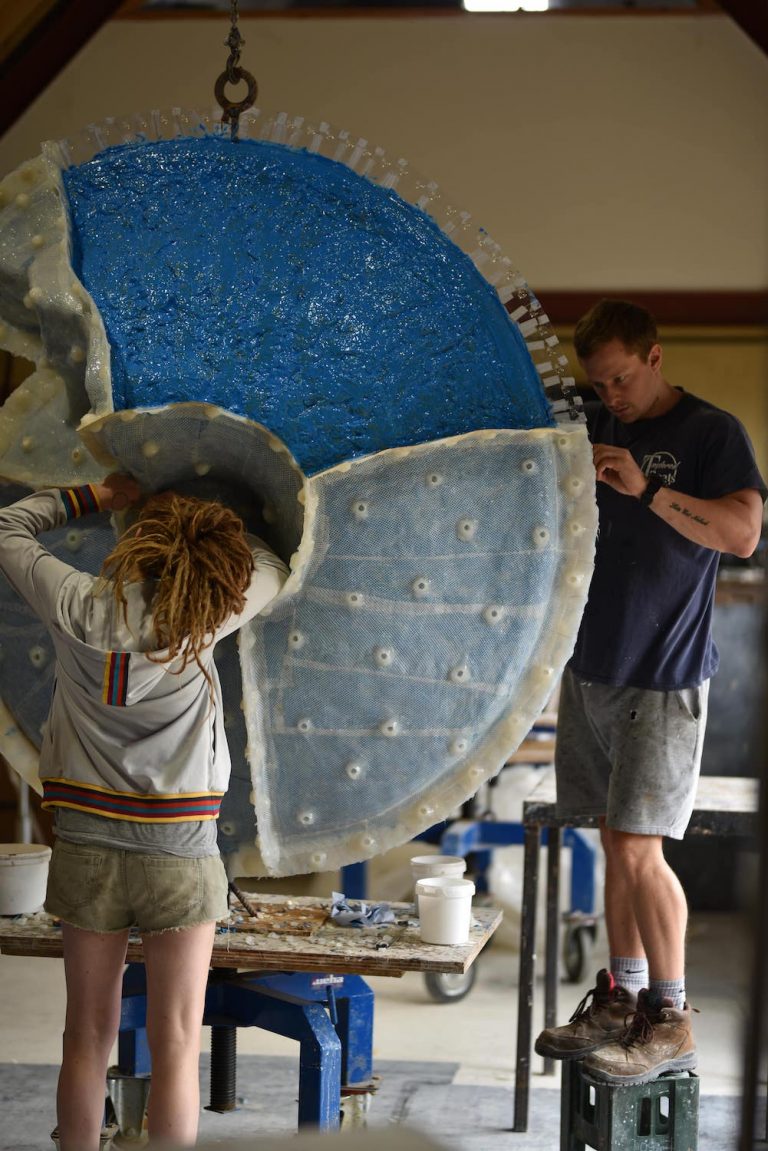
[240,428,595,876]
[0,482,115,791]
[81,407,595,875]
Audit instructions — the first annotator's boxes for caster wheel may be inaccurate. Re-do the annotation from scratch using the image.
[562,923,596,983]
[423,964,478,1003]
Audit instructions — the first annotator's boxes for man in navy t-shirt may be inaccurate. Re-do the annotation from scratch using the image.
[535,298,765,1085]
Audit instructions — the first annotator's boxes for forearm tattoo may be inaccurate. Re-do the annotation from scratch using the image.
[669,500,710,527]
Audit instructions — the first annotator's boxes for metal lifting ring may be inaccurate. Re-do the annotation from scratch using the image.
[214,66,258,118]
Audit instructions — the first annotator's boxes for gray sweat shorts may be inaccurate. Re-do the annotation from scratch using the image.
[554,666,709,839]
[45,840,229,934]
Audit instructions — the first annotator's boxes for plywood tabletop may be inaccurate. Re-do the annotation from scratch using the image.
[0,893,502,977]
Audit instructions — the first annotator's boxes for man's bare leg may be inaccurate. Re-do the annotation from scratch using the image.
[600,825,687,981]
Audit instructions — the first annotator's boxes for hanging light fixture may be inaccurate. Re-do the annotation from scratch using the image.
[462,1,550,11]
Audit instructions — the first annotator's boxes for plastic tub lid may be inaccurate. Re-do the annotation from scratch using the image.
[415,876,475,898]
[0,843,52,865]
[410,854,465,868]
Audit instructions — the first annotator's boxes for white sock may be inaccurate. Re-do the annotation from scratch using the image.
[611,956,648,997]
[650,978,686,1010]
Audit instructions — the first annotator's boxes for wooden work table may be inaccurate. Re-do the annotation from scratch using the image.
[0,892,502,977]
[0,893,502,1132]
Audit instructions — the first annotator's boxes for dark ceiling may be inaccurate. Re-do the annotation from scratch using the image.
[0,0,764,143]
[133,1,704,9]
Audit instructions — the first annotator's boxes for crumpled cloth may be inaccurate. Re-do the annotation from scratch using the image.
[330,891,396,928]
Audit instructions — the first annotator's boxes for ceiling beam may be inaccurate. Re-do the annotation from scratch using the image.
[524,291,768,327]
[0,0,124,142]
[715,0,768,57]
[0,0,59,61]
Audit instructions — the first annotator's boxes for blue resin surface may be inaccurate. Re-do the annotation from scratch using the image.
[62,137,553,475]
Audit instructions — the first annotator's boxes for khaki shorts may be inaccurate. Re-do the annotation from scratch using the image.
[45,840,229,934]
[555,666,709,840]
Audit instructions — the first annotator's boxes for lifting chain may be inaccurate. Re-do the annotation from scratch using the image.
[214,0,258,141]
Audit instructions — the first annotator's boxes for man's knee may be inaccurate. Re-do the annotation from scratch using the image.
[601,827,664,875]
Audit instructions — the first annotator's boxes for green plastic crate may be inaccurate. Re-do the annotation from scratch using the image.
[561,1061,699,1151]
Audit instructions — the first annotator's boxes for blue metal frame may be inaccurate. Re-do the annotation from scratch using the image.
[339,861,367,900]
[118,965,152,1077]
[439,821,596,914]
[341,822,596,913]
[114,963,375,1131]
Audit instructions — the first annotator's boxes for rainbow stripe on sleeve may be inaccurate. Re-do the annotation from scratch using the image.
[60,484,102,519]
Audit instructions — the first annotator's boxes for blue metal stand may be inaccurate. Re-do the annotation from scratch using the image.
[440,821,596,916]
[118,964,152,1077]
[342,821,596,916]
[114,963,376,1132]
[340,861,368,900]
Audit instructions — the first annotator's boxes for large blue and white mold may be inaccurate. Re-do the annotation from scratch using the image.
[0,109,596,875]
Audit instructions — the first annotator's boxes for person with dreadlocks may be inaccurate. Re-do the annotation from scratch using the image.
[0,473,288,1151]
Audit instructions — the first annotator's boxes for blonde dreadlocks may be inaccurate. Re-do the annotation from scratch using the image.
[101,492,255,678]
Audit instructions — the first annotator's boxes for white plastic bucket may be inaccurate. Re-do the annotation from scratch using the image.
[0,843,51,915]
[416,876,475,945]
[410,854,466,898]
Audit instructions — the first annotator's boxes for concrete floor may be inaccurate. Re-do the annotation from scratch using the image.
[0,910,757,1150]
[0,908,752,1091]
[0,874,759,1146]
[0,765,762,1148]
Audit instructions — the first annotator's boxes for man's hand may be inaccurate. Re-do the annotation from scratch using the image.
[592,444,648,499]
[592,444,763,556]
[93,473,142,512]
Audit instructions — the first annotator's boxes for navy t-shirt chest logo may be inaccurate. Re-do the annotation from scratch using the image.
[641,450,680,486]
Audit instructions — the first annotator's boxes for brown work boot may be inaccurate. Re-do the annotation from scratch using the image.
[582,989,697,1085]
[534,969,636,1059]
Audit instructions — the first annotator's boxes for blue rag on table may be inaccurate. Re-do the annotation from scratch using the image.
[330,892,396,928]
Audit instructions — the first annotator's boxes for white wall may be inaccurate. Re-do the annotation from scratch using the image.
[1,13,766,291]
